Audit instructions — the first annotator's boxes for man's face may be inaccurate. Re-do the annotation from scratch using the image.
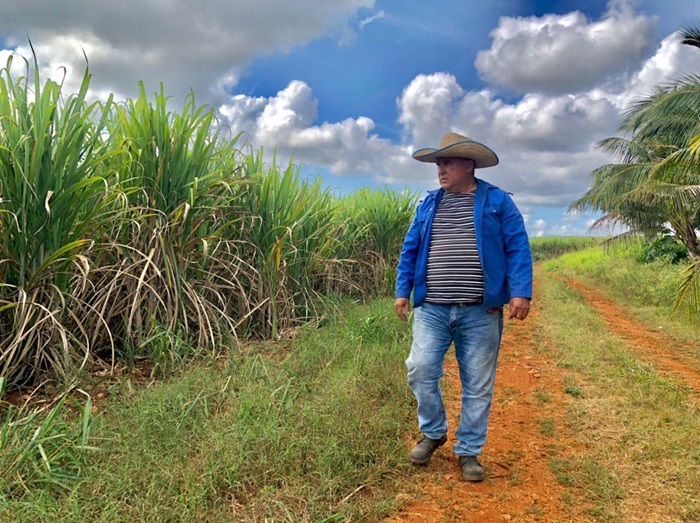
[436,157,473,192]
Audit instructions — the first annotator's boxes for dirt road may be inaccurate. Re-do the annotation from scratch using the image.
[386,272,699,523]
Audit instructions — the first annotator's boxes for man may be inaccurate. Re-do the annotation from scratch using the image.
[395,132,532,482]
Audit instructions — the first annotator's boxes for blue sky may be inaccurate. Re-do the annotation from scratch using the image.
[1,0,700,236]
[235,1,608,122]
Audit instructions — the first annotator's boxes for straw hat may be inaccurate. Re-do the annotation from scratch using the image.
[412,132,499,168]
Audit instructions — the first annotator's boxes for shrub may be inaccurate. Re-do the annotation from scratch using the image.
[640,234,688,264]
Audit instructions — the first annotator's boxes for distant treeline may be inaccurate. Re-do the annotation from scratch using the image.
[530,237,602,262]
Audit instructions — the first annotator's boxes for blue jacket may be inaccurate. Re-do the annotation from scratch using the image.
[396,179,532,308]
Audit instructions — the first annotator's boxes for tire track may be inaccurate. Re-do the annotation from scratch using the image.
[553,274,700,394]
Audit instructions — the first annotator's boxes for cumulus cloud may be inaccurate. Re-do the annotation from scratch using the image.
[593,31,700,110]
[218,81,413,179]
[490,94,619,152]
[0,0,373,103]
[475,0,656,95]
[398,72,466,146]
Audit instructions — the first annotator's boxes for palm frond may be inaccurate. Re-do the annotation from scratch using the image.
[680,24,700,49]
[674,259,700,316]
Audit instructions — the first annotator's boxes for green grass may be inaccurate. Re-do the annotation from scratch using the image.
[0,298,415,522]
[542,240,682,307]
[0,378,97,496]
[533,387,552,404]
[539,417,557,437]
[543,240,700,344]
[538,270,700,522]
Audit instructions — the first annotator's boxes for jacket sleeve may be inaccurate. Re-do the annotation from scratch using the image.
[395,210,422,299]
[501,193,533,300]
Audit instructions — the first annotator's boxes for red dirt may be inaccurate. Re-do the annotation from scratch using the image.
[386,272,700,522]
[387,299,576,523]
[555,274,700,394]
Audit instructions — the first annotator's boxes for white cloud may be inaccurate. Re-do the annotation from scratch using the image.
[592,31,700,111]
[0,0,373,104]
[491,93,619,152]
[398,73,466,147]
[218,81,413,179]
[257,81,319,139]
[339,9,385,46]
[475,0,656,95]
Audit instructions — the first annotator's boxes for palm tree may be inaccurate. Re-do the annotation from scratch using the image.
[644,26,700,312]
[571,26,700,260]
[571,25,700,314]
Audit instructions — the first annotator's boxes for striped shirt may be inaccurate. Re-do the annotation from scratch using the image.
[425,191,484,303]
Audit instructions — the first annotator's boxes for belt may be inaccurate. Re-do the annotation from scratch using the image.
[425,299,483,307]
[454,300,483,307]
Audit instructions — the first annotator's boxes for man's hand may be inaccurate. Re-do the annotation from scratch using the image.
[395,298,411,321]
[508,297,530,320]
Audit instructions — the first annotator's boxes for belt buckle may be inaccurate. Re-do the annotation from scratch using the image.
[458,300,481,307]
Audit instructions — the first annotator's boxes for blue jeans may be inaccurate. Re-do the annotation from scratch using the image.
[406,302,503,456]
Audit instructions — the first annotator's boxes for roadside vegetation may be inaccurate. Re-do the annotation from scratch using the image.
[544,239,700,342]
[529,236,602,261]
[534,224,700,521]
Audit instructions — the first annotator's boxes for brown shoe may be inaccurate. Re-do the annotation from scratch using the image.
[459,455,485,482]
[409,435,447,465]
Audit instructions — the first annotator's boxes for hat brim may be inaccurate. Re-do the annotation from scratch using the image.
[412,139,499,168]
